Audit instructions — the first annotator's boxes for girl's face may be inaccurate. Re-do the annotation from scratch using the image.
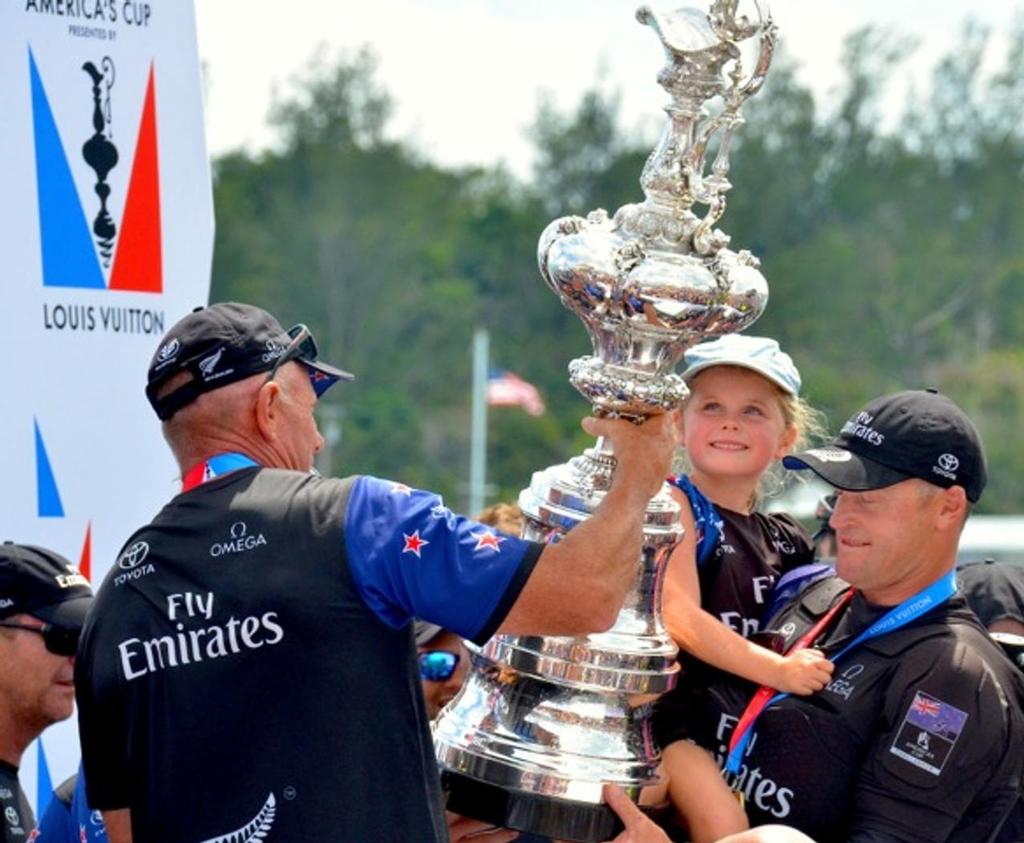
[680,365,797,483]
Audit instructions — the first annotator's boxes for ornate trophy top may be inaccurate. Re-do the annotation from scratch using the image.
[538,1,776,418]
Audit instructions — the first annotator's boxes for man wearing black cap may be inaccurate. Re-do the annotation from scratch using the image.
[75,302,676,843]
[957,559,1024,639]
[0,542,92,840]
[653,389,1024,842]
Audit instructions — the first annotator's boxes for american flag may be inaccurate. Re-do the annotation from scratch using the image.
[487,370,545,417]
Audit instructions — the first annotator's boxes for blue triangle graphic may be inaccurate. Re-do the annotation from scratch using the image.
[36,739,54,818]
[34,419,65,518]
[29,48,105,289]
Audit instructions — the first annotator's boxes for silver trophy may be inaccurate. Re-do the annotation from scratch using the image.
[434,4,775,840]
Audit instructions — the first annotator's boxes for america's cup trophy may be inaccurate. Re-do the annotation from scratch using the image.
[434,3,776,839]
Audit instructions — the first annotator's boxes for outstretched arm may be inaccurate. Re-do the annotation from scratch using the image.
[498,413,677,636]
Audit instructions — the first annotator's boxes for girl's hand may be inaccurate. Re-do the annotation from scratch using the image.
[773,648,834,695]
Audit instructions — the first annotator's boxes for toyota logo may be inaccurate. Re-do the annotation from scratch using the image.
[118,541,150,570]
[157,338,180,361]
[937,453,959,472]
[230,522,248,539]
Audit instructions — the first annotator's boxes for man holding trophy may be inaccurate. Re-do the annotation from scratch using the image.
[73,300,677,842]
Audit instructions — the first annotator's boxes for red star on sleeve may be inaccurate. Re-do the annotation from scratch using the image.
[402,530,429,557]
[472,531,505,553]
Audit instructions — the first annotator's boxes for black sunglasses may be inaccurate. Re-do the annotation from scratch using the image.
[419,650,461,682]
[0,621,80,656]
[265,324,319,384]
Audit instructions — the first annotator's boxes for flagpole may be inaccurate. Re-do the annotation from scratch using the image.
[469,327,489,516]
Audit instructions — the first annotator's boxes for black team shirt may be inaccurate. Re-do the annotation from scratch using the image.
[659,505,815,700]
[76,466,541,843]
[0,762,32,841]
[659,575,1024,842]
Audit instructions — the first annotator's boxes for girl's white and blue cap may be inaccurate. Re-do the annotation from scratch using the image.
[682,335,801,397]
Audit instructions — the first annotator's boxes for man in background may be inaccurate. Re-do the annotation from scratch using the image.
[0,542,92,841]
[957,558,1024,638]
[416,620,469,720]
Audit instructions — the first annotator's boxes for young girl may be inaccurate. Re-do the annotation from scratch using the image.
[655,334,832,843]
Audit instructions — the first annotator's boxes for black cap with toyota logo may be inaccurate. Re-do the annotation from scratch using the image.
[783,388,987,503]
[0,542,93,628]
[146,302,354,421]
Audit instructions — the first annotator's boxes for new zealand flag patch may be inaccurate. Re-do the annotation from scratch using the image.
[889,690,968,775]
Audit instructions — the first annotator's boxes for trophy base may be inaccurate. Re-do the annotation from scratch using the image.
[441,770,665,843]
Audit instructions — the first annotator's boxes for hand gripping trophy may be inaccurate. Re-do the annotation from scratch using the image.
[434,3,776,840]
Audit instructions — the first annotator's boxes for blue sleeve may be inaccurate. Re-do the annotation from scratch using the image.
[670,474,723,566]
[343,476,543,643]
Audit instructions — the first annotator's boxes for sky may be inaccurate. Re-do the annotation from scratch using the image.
[194,1,1020,177]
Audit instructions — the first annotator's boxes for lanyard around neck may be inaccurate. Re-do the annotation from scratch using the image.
[724,570,958,774]
[181,453,259,493]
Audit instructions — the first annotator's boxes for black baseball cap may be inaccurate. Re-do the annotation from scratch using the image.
[783,389,987,503]
[957,560,1024,628]
[0,543,93,628]
[146,302,354,421]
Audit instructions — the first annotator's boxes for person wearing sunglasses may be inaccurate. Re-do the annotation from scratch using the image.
[416,621,469,720]
[0,542,92,841]
[75,301,677,843]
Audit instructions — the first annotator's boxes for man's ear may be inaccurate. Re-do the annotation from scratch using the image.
[936,484,968,530]
[254,380,281,442]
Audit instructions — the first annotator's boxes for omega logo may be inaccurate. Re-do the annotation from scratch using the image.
[210,521,268,557]
[118,541,150,570]
[841,663,865,680]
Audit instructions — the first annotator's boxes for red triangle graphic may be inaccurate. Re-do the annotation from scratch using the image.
[78,522,92,581]
[110,63,162,293]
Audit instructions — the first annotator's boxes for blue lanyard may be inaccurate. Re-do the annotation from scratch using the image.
[725,570,958,774]
[181,452,259,491]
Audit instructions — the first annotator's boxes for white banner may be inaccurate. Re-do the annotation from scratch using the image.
[0,0,212,807]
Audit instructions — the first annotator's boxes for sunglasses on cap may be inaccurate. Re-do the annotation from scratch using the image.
[419,650,461,682]
[0,621,80,656]
[265,323,319,384]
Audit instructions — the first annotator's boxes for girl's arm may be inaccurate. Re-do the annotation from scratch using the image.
[663,486,833,694]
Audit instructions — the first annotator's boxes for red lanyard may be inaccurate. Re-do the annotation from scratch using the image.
[180,453,259,493]
[726,587,856,762]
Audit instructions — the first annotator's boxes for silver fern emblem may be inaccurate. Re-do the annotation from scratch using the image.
[198,347,224,378]
[198,793,276,843]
